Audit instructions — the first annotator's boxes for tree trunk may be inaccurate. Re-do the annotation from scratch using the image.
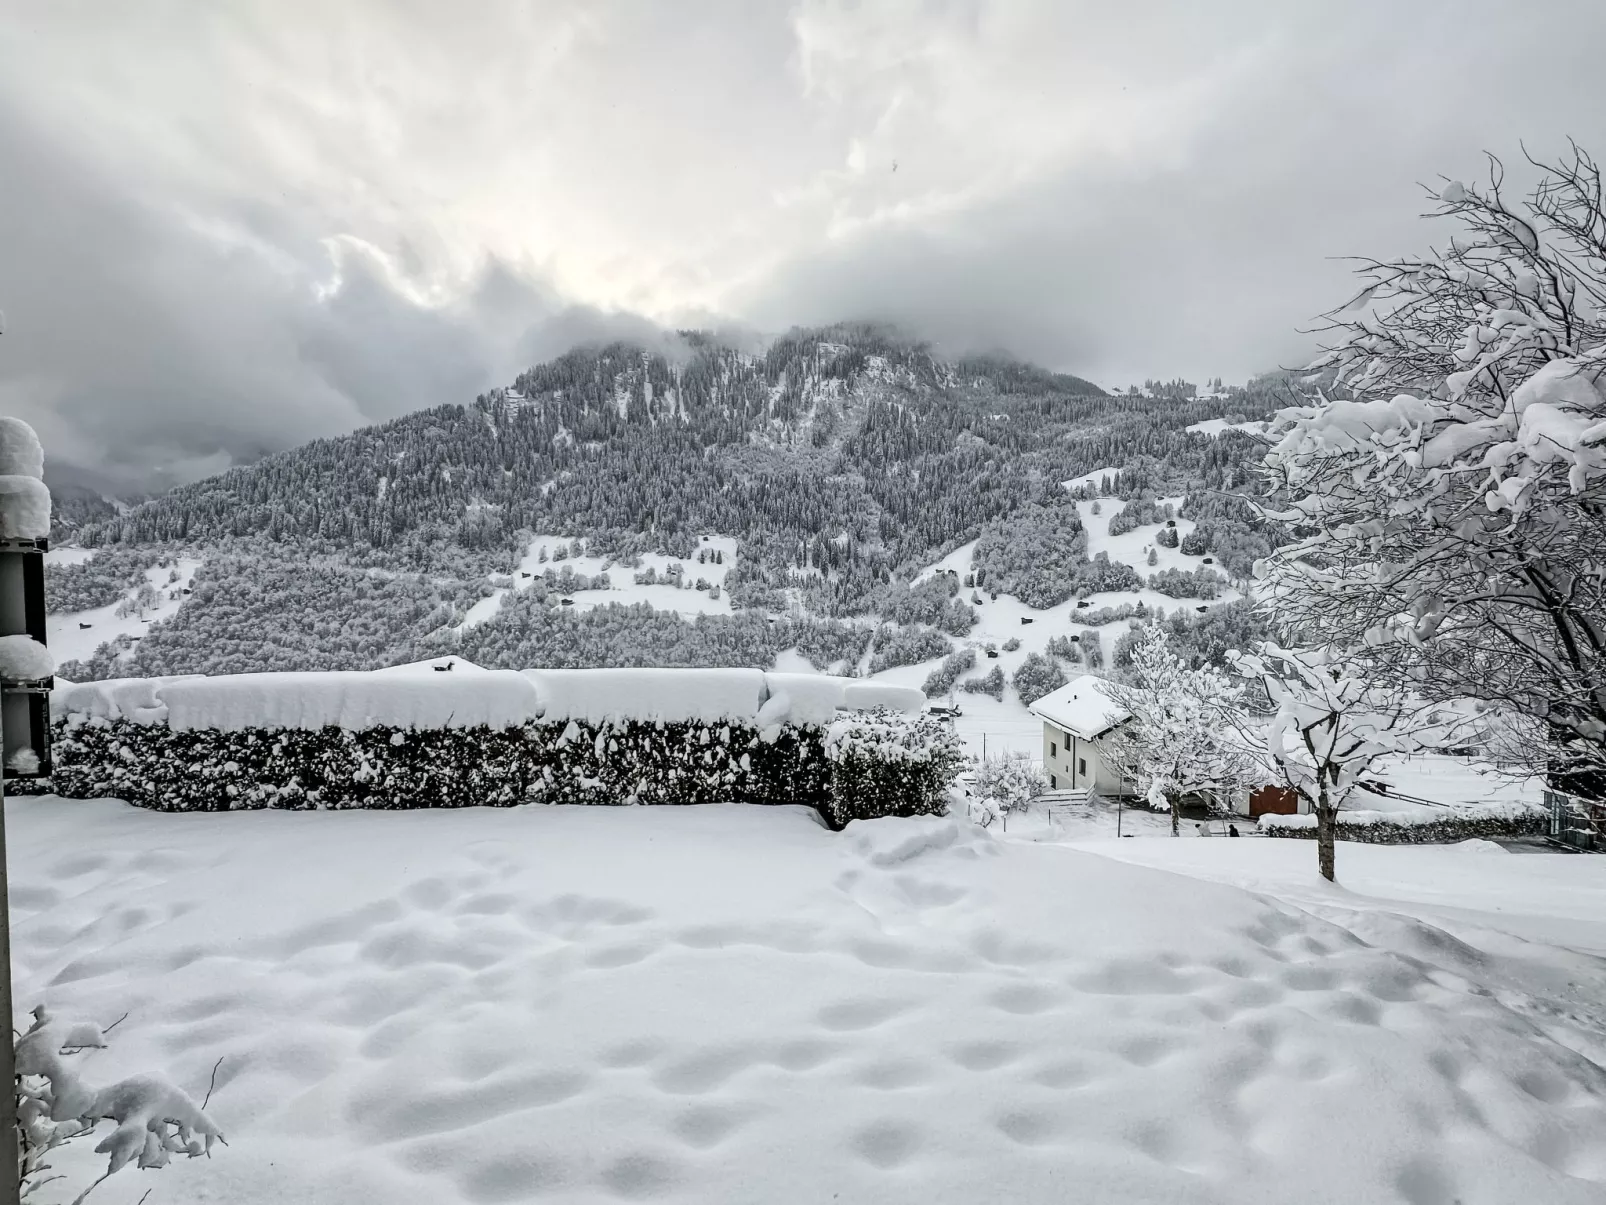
[1315,791,1337,882]
[1170,793,1180,837]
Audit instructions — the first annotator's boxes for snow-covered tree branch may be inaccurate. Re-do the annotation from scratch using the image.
[1105,627,1251,836]
[1229,643,1462,881]
[14,1006,223,1203]
[1258,144,1606,790]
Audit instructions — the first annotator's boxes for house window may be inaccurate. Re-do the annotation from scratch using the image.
[1079,758,1087,777]
[1050,774,1057,790]
[1049,741,1057,758]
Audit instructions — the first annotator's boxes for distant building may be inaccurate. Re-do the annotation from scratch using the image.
[1028,675,1134,795]
[1030,672,1290,815]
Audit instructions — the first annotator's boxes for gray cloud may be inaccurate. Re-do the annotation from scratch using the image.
[4,1,1606,487]
[0,88,660,491]
[742,3,1606,388]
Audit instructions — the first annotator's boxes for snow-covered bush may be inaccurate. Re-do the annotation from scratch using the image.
[823,708,963,829]
[867,625,952,674]
[921,647,977,698]
[49,669,935,823]
[971,752,1046,813]
[15,1006,223,1201]
[967,793,1006,828]
[1011,652,1067,705]
[959,664,1005,700]
[1001,636,1021,652]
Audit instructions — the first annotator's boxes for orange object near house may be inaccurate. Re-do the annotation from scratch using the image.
[1249,785,1299,817]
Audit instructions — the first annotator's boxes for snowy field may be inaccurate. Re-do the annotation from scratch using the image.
[44,555,203,667]
[10,796,1605,1205]
[462,536,741,629]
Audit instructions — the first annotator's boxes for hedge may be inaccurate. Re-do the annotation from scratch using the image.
[40,706,955,829]
[1259,803,1548,845]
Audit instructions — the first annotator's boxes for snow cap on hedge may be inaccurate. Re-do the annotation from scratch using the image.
[0,418,44,479]
[526,667,767,725]
[161,669,542,732]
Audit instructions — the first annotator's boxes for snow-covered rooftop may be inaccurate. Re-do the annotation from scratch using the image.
[1028,674,1130,741]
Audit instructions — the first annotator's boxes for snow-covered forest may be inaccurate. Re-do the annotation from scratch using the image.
[48,323,1286,683]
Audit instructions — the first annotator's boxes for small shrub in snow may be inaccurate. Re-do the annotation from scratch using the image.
[972,752,1046,812]
[823,708,963,829]
[16,1006,223,1201]
[1001,637,1021,652]
[960,665,1005,700]
[968,793,1006,828]
[922,647,977,698]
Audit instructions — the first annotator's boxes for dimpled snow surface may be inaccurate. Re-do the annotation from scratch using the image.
[8,798,1606,1205]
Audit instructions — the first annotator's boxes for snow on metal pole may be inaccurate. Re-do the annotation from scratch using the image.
[0,408,52,1205]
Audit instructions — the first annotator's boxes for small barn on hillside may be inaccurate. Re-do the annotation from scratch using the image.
[1028,675,1134,795]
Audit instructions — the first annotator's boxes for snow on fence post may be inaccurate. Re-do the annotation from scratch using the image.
[0,418,53,781]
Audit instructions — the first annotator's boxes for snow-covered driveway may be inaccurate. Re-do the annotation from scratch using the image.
[8,798,1606,1204]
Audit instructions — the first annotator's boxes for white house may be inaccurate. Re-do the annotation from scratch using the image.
[1028,674,1134,795]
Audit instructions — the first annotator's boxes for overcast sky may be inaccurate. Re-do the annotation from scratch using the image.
[3,1,1605,490]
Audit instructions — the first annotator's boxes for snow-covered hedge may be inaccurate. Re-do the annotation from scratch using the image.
[44,667,941,821]
[1259,802,1547,845]
[822,708,964,829]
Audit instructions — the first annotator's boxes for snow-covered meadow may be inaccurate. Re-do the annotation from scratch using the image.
[44,552,203,668]
[465,536,742,628]
[9,797,1605,1204]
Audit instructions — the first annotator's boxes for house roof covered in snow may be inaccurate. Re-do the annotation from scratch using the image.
[1028,674,1131,741]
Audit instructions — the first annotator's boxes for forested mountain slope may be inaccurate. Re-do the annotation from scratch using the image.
[52,324,1280,679]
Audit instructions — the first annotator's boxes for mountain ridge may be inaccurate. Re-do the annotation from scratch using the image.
[48,323,1279,681]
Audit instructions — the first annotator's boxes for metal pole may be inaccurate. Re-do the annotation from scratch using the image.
[1117,790,1123,838]
[0,703,15,1205]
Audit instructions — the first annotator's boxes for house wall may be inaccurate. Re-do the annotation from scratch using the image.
[1041,723,1131,795]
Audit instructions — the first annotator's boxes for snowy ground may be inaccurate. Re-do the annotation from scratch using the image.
[44,556,203,667]
[10,796,1605,1205]
[462,536,741,629]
